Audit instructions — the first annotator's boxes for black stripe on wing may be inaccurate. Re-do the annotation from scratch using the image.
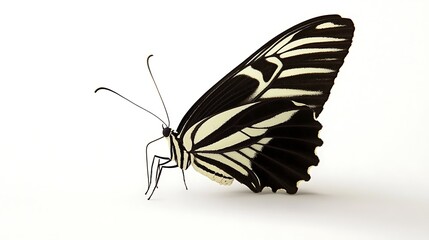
[191,100,300,151]
[194,153,261,191]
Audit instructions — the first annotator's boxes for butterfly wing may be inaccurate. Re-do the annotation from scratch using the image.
[177,15,354,134]
[176,15,354,193]
[181,99,322,193]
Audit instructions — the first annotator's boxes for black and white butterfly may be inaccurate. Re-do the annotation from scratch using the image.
[96,15,354,199]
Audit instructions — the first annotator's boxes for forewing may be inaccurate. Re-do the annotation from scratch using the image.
[177,15,354,133]
[182,100,323,193]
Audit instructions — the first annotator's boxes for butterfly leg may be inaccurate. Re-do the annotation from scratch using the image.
[181,170,188,190]
[146,155,170,195]
[145,136,164,193]
[147,159,178,200]
[154,161,188,190]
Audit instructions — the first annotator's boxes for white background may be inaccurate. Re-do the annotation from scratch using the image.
[1,0,428,239]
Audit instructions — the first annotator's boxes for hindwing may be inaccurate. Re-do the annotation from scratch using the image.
[182,100,323,193]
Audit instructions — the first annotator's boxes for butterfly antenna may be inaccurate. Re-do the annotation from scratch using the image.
[147,55,171,127]
[95,87,167,126]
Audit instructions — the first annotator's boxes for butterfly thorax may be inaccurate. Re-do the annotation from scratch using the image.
[163,127,194,170]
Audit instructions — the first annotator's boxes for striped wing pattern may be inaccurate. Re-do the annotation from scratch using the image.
[177,15,354,133]
[239,16,354,116]
[174,15,354,193]
[182,100,322,193]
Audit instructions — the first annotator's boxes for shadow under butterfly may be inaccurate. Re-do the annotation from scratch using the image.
[96,15,355,199]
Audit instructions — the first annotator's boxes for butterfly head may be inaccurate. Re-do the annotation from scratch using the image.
[162,126,171,137]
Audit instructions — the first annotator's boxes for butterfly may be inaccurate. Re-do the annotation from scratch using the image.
[96,15,354,199]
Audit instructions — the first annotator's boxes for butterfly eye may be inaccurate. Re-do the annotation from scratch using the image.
[162,127,171,137]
